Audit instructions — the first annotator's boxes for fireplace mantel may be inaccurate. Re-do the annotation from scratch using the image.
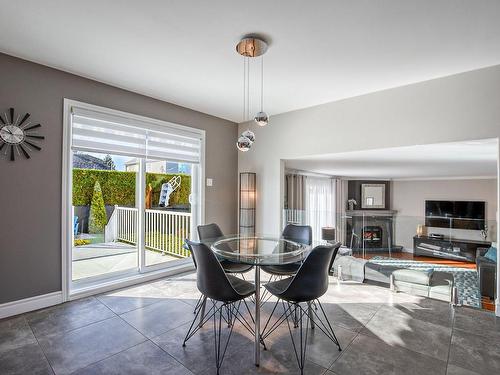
[346,210,397,217]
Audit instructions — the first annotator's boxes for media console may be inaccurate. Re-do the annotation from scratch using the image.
[413,235,490,262]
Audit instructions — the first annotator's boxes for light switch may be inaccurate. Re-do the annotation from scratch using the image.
[206,178,213,187]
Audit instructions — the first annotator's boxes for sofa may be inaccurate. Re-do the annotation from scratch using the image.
[476,247,497,299]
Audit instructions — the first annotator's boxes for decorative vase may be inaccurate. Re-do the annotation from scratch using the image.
[416,224,426,237]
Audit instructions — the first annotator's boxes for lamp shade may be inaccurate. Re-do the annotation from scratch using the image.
[322,227,336,241]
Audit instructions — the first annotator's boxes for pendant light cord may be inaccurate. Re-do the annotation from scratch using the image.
[261,55,264,112]
[243,55,246,122]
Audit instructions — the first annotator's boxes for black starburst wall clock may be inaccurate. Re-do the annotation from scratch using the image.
[0,107,44,161]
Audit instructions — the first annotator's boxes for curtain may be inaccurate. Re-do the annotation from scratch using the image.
[285,174,306,225]
[305,177,335,242]
[334,178,348,245]
[286,174,305,210]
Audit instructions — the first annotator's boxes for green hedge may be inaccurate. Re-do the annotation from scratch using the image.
[73,169,191,207]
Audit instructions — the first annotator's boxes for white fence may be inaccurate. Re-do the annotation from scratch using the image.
[105,206,191,258]
[145,209,191,257]
[116,207,138,244]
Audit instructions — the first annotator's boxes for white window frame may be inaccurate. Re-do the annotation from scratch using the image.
[61,99,205,301]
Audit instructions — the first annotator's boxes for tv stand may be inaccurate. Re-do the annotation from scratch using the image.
[413,235,490,262]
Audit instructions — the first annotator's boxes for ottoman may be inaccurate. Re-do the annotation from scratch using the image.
[390,269,456,304]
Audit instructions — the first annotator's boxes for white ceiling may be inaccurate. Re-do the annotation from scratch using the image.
[1,1,500,122]
[285,139,499,179]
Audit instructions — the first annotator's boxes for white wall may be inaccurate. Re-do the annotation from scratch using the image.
[392,179,498,251]
[238,64,500,314]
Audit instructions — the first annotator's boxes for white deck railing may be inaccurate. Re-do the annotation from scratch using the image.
[115,207,138,244]
[145,209,191,258]
[106,206,191,258]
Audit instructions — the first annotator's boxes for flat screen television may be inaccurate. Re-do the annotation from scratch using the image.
[425,200,485,230]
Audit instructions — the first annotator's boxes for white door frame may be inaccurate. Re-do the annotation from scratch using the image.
[61,99,205,302]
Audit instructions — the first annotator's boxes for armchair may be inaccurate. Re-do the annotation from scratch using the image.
[476,248,496,299]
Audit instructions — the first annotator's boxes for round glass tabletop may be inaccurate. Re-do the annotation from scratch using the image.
[210,236,310,266]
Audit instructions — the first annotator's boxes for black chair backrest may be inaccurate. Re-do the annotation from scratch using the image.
[328,242,342,274]
[185,240,242,302]
[198,223,224,241]
[280,245,335,302]
[183,241,197,269]
[282,224,312,245]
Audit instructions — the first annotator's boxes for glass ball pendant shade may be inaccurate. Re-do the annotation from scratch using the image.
[241,130,255,143]
[254,111,269,126]
[237,135,252,152]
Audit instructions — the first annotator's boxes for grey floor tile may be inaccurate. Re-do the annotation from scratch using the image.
[446,364,481,375]
[263,322,356,369]
[0,342,53,375]
[360,304,452,361]
[448,327,500,374]
[453,306,500,340]
[149,277,201,307]
[330,333,447,375]
[97,283,172,315]
[120,298,195,339]
[394,298,455,328]
[0,316,37,352]
[219,343,328,375]
[316,301,380,332]
[73,341,193,375]
[26,297,116,338]
[153,320,253,374]
[38,316,146,375]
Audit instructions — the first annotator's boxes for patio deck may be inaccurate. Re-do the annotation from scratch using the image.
[72,242,180,280]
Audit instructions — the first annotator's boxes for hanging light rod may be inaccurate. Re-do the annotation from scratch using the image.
[236,37,268,58]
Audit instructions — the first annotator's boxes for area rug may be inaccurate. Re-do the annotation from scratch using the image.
[368,256,481,308]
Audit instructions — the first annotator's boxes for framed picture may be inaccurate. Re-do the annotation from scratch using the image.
[361,184,386,209]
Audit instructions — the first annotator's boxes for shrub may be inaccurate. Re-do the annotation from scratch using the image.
[72,169,191,207]
[88,181,107,234]
[74,239,91,246]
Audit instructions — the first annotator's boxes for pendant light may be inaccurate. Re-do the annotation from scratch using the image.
[254,54,269,126]
[235,36,269,151]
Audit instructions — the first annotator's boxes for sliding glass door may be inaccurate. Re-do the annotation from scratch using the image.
[66,100,204,290]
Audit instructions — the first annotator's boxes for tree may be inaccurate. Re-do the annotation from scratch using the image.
[103,154,116,170]
[88,181,107,234]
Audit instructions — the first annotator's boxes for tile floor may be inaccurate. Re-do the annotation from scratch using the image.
[1,272,499,374]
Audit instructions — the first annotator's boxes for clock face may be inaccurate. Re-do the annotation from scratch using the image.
[0,124,25,144]
[0,107,44,161]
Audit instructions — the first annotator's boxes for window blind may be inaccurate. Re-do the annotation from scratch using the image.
[71,106,202,164]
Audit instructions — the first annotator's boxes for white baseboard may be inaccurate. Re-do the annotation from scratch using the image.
[0,291,63,319]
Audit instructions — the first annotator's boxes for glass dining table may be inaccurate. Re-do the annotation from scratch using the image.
[210,235,310,366]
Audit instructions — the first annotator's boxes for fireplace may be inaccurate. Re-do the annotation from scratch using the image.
[345,210,400,253]
[363,225,383,248]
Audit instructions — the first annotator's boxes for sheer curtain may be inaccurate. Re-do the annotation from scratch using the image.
[305,177,335,242]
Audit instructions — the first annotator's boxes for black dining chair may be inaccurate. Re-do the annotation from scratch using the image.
[183,240,257,374]
[197,223,254,276]
[261,245,342,374]
[261,224,312,278]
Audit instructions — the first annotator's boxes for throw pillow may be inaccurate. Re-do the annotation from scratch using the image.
[484,245,497,263]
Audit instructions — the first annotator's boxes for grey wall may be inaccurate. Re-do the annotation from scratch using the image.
[0,53,238,304]
[392,178,498,251]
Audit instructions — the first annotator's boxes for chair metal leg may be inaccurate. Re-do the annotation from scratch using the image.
[193,294,203,314]
[312,300,341,351]
[285,302,310,375]
[198,296,207,328]
[308,301,315,329]
[183,296,216,346]
[213,302,236,374]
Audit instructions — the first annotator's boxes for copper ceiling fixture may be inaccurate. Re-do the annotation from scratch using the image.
[236,37,269,152]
